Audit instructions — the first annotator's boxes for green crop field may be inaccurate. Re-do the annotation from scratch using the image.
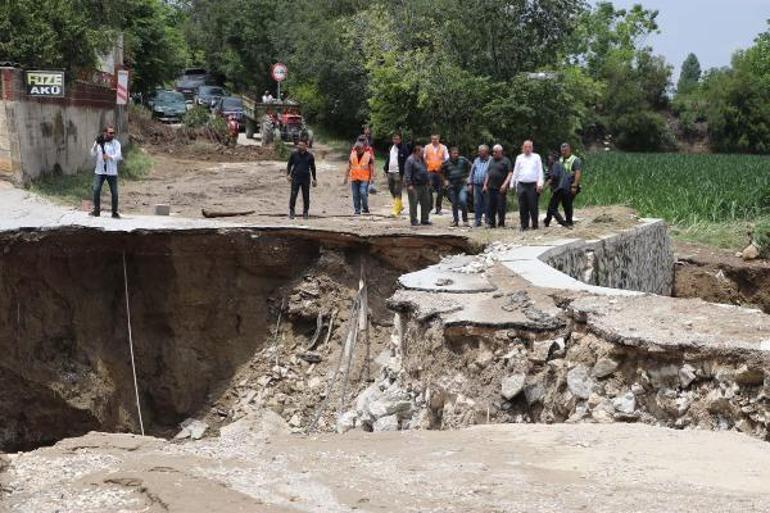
[573,152,770,249]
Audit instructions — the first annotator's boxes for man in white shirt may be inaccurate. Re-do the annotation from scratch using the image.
[383,133,408,217]
[90,126,123,218]
[511,140,544,230]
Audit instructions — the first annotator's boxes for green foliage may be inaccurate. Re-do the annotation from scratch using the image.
[121,0,189,94]
[701,25,770,154]
[0,0,188,94]
[576,152,770,225]
[289,82,325,123]
[121,146,153,180]
[273,140,291,160]
[207,115,229,142]
[0,0,103,71]
[611,111,675,152]
[754,220,770,258]
[677,53,702,95]
[182,106,212,128]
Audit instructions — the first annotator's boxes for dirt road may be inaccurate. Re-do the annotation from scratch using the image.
[3,420,770,512]
[117,144,640,243]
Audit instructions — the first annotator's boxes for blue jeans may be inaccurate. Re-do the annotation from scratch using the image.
[93,174,118,214]
[446,183,468,223]
[351,180,369,214]
[472,185,486,226]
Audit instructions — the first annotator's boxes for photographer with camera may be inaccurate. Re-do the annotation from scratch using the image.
[90,126,122,218]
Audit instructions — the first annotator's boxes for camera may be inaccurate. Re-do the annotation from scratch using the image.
[95,134,106,146]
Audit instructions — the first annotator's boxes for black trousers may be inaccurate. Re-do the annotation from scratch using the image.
[93,174,118,214]
[517,181,539,229]
[545,189,574,226]
[486,188,507,228]
[289,177,310,215]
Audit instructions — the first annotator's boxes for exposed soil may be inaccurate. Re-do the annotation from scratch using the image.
[674,240,770,313]
[0,227,472,452]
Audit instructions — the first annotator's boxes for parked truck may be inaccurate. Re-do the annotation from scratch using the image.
[241,94,313,147]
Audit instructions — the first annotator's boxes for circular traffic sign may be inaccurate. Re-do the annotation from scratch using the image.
[271,63,288,82]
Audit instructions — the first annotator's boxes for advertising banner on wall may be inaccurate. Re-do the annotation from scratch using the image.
[25,70,65,97]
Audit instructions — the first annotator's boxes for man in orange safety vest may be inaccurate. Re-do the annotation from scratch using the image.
[423,134,449,215]
[344,141,375,215]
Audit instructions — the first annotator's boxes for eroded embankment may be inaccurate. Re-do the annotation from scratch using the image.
[336,234,770,441]
[0,226,474,451]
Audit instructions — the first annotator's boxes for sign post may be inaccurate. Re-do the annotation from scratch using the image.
[271,63,288,101]
[116,70,129,105]
[25,70,65,97]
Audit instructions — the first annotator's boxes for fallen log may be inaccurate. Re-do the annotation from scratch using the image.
[201,208,256,218]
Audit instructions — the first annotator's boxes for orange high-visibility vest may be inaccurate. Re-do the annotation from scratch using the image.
[425,144,447,173]
[349,151,372,181]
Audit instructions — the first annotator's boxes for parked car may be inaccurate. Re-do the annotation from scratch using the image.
[213,96,244,126]
[175,69,217,102]
[195,85,227,108]
[151,90,187,123]
[175,76,209,102]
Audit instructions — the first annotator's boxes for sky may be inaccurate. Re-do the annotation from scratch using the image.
[594,0,770,78]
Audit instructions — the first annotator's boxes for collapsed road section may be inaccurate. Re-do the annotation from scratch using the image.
[0,225,473,451]
[1,213,769,455]
[335,224,770,440]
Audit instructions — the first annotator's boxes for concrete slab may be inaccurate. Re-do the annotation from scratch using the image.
[570,294,770,356]
[398,266,497,293]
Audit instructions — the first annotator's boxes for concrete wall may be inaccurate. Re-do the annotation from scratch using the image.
[0,67,127,184]
[542,219,674,295]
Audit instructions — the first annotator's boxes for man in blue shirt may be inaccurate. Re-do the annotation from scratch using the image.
[467,144,491,227]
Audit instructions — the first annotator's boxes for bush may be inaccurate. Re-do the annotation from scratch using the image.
[182,106,212,129]
[754,220,770,258]
[121,145,153,179]
[612,111,675,152]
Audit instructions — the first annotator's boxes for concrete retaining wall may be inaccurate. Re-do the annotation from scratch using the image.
[0,67,127,184]
[541,219,674,295]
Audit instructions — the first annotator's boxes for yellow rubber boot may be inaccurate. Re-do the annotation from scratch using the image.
[394,197,404,217]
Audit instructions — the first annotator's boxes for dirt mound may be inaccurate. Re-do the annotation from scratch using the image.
[128,107,276,162]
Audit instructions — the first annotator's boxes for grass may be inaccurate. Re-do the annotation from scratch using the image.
[29,145,153,204]
[572,151,770,250]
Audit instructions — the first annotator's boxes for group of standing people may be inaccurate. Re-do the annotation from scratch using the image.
[286,130,582,230]
[386,135,583,229]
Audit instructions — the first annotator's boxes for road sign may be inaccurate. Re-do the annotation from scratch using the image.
[116,70,129,105]
[25,70,65,97]
[271,63,288,82]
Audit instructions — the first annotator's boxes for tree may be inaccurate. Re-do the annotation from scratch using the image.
[0,0,102,72]
[120,0,190,94]
[677,53,701,95]
[569,2,673,151]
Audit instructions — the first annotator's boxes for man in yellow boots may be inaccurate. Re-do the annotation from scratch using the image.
[383,132,410,217]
